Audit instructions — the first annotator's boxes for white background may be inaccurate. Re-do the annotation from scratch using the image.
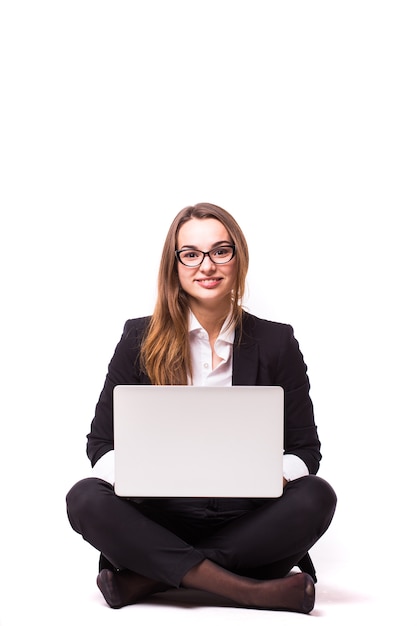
[1,1,416,624]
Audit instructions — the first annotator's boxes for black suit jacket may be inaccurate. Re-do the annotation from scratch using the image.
[86,311,322,474]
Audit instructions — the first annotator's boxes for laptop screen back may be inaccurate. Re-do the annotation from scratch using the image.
[113,385,284,498]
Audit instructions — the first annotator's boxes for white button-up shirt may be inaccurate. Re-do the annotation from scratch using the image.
[188,310,234,386]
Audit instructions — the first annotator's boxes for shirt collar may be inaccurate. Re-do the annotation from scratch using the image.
[188,310,235,344]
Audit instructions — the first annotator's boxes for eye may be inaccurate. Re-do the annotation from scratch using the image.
[181,250,202,259]
[212,246,230,257]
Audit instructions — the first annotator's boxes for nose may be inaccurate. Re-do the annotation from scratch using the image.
[199,253,216,271]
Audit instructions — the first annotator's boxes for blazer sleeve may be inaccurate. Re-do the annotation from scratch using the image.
[239,315,322,475]
[86,318,150,467]
[275,325,322,475]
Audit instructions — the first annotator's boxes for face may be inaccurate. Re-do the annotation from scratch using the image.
[176,218,237,313]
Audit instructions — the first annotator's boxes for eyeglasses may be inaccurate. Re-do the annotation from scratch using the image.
[175,244,236,267]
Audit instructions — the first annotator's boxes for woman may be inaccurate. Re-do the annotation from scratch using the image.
[66,203,337,614]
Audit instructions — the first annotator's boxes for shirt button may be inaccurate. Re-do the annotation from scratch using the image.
[203,362,209,368]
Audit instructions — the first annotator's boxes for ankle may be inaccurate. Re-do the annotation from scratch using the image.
[97,568,168,609]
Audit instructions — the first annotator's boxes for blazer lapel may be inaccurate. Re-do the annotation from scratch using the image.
[232,321,259,385]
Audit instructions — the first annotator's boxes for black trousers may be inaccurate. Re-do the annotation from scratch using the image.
[66,475,336,588]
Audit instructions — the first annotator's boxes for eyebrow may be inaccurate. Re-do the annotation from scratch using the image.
[178,240,233,250]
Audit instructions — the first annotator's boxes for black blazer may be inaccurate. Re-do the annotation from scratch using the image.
[86,311,322,474]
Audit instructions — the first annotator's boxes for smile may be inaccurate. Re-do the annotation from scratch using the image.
[195,278,223,287]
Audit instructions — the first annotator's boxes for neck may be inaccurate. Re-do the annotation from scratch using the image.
[189,302,230,341]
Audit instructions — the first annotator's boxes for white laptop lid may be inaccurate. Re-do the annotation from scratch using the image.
[113,385,284,499]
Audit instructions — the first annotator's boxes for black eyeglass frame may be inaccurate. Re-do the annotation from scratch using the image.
[175,244,236,267]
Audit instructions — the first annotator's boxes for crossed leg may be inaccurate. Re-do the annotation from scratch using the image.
[67,476,336,613]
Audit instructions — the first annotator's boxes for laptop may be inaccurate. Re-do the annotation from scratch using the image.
[113,385,284,499]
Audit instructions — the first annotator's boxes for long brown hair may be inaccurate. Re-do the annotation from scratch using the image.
[140,203,249,384]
